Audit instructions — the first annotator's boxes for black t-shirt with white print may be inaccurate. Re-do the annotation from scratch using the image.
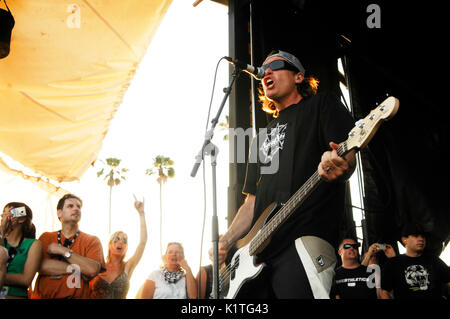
[243,92,355,262]
[332,265,378,299]
[381,253,450,299]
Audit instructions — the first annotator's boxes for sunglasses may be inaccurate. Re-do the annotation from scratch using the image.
[343,243,360,250]
[261,60,299,73]
[112,236,128,244]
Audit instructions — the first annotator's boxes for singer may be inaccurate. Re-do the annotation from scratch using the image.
[210,50,356,298]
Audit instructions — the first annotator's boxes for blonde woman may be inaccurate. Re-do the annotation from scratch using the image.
[141,242,197,299]
[90,196,147,298]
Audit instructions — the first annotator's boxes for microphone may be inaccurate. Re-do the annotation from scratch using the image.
[224,57,265,80]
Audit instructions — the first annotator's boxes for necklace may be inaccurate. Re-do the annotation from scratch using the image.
[162,267,184,284]
[2,236,25,269]
[57,230,80,248]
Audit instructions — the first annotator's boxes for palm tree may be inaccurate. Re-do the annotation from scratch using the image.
[146,155,175,256]
[219,114,229,140]
[96,157,128,234]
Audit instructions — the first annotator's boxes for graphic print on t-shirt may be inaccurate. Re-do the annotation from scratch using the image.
[404,264,430,291]
[260,123,287,163]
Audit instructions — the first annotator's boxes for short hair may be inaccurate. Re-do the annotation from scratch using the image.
[165,242,184,256]
[57,193,82,211]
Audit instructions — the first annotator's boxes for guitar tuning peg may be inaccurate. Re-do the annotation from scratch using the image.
[355,119,365,128]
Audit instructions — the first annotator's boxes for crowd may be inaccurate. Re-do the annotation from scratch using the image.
[0,193,231,300]
[331,224,450,299]
[1,49,449,300]
[0,192,448,300]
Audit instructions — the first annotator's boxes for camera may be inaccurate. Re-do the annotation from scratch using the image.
[377,243,386,251]
[11,206,27,218]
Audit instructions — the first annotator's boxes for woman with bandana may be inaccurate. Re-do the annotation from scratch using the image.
[90,196,148,298]
[141,242,197,299]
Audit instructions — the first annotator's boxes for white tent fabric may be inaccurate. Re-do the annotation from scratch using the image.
[0,0,172,182]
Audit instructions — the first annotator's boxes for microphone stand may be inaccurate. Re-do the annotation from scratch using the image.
[190,65,240,299]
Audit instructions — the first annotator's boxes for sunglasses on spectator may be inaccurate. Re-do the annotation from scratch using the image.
[343,243,360,250]
[261,60,299,73]
[112,236,128,244]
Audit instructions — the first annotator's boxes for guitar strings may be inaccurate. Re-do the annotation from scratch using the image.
[248,143,347,254]
[218,144,348,291]
[249,169,322,254]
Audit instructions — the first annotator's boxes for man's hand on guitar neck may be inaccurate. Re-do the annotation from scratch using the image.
[318,141,356,182]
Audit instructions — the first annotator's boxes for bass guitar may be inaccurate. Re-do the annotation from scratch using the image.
[221,96,399,299]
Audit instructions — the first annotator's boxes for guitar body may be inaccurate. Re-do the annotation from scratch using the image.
[224,202,280,299]
[223,242,265,299]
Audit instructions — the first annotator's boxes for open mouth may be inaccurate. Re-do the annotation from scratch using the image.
[265,78,274,88]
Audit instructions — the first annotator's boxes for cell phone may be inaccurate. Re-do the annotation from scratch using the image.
[377,244,386,251]
[11,206,27,218]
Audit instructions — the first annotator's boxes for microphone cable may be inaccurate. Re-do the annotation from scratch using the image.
[197,56,229,299]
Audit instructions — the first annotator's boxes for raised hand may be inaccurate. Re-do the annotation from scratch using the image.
[383,244,396,258]
[133,194,145,215]
[0,207,18,236]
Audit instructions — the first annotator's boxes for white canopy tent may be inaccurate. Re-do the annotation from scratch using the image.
[0,0,173,184]
[0,0,172,233]
[0,0,232,298]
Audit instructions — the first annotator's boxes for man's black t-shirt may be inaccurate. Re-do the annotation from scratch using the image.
[243,92,355,261]
[331,265,378,299]
[381,253,450,299]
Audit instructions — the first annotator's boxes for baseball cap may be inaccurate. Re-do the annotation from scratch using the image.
[264,50,306,75]
[401,223,425,237]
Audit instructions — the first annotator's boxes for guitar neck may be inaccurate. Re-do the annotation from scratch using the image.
[248,141,351,256]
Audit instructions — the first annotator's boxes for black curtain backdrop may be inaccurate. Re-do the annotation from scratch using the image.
[228,0,449,256]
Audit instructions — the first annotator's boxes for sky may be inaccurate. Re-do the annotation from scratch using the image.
[61,0,231,298]
[0,0,448,299]
[1,0,230,298]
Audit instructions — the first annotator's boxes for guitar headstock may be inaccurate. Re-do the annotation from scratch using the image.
[346,96,399,151]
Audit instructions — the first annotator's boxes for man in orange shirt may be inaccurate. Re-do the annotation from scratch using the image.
[31,194,105,299]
